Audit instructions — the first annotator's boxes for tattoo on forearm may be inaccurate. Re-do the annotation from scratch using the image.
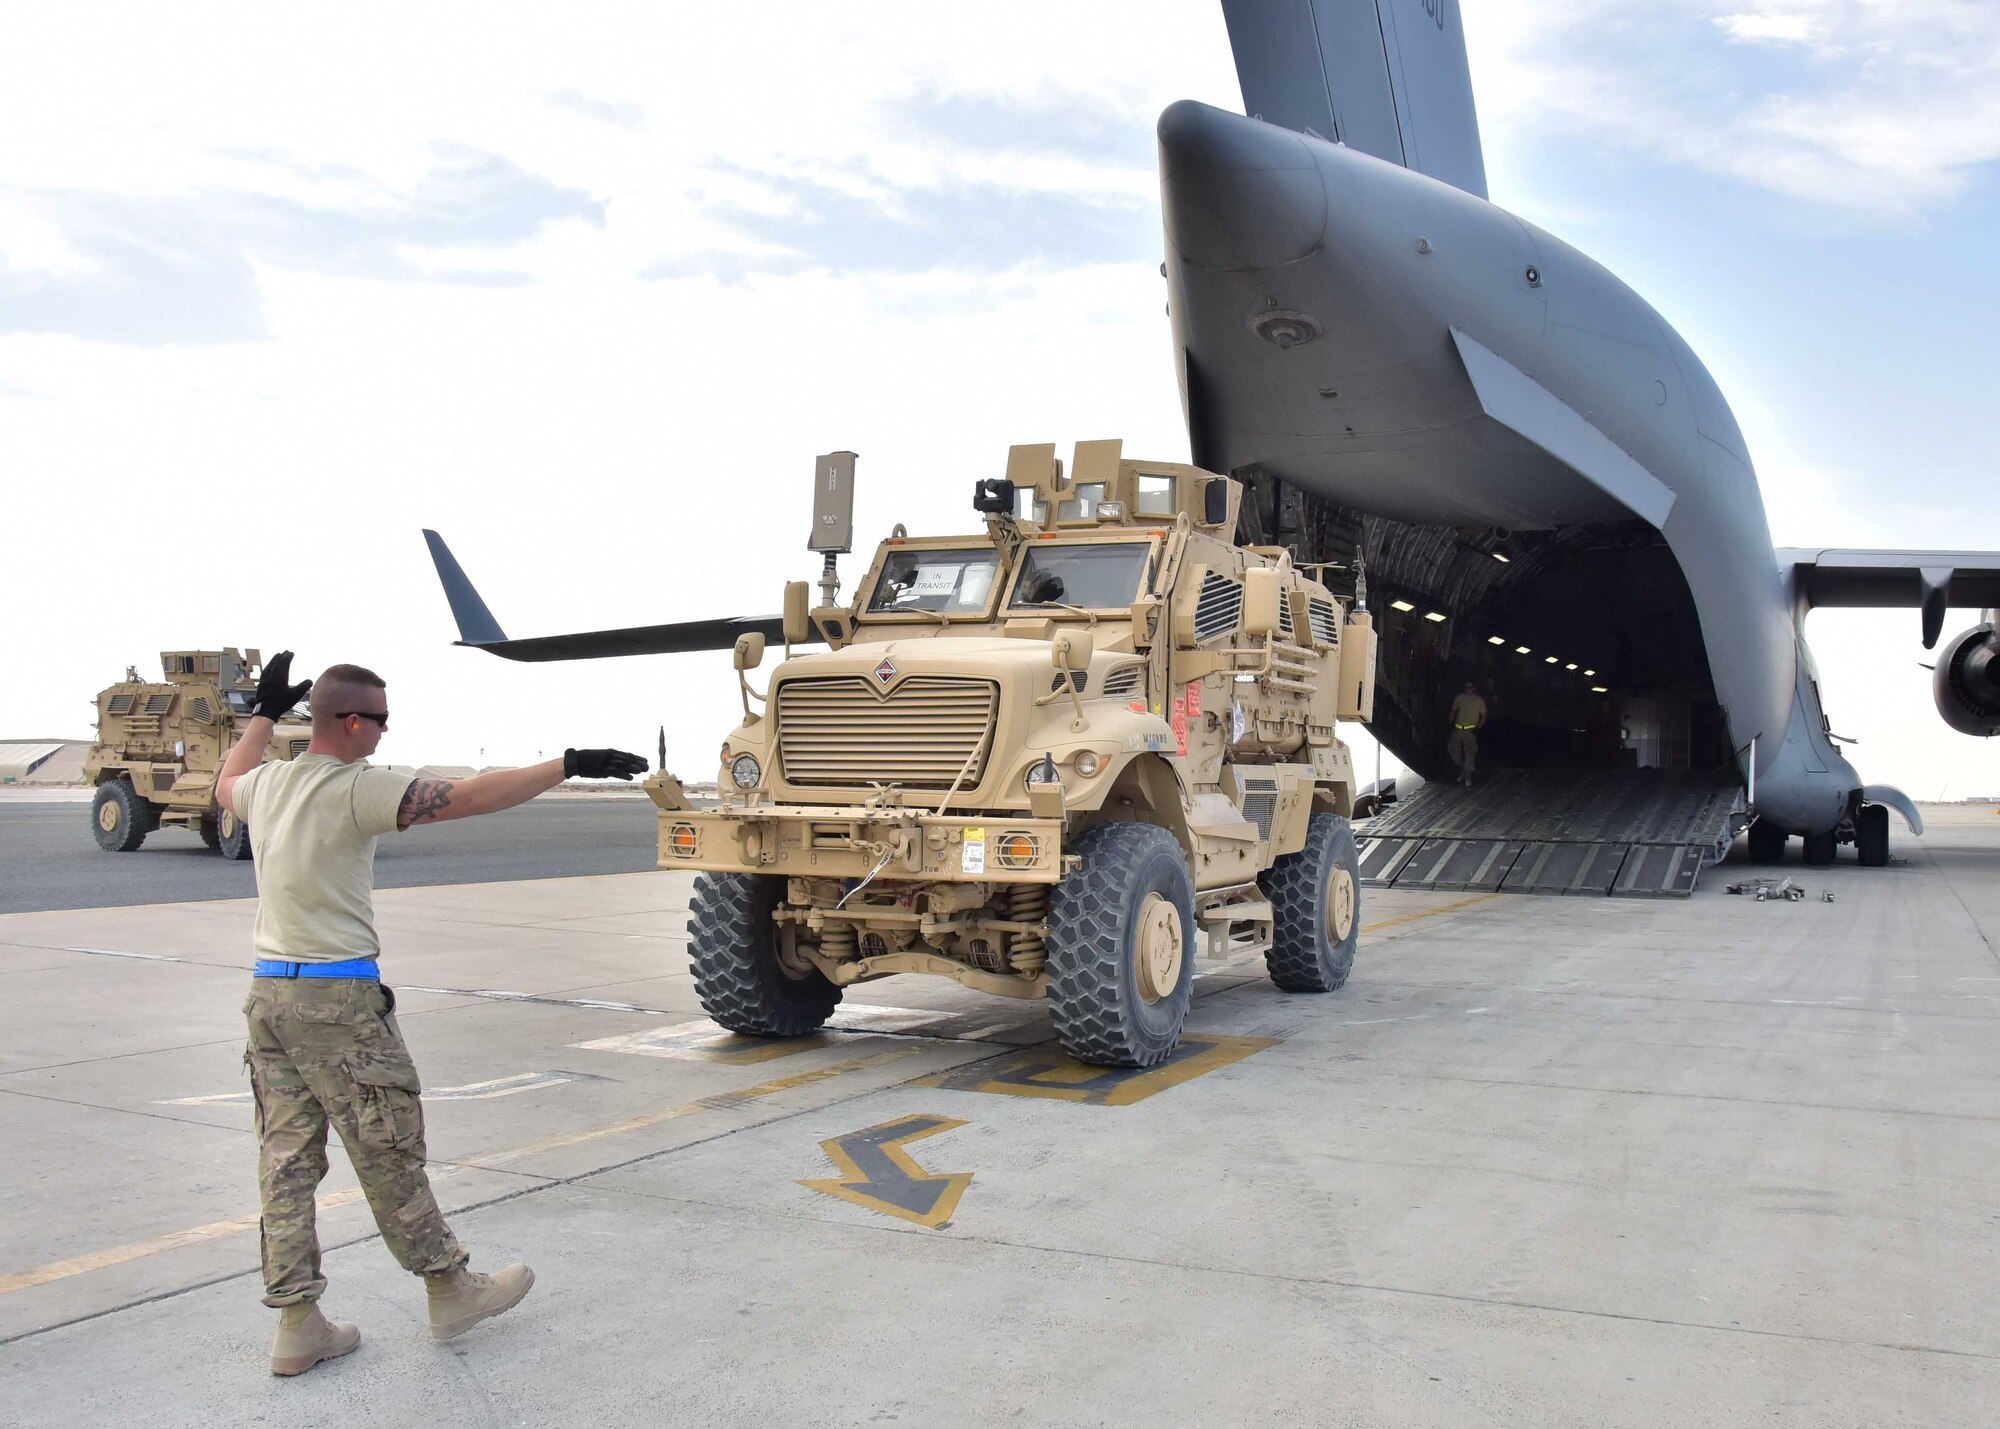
[398,779,455,827]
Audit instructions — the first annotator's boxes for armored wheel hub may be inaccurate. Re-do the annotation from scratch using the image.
[1327,864,1356,943]
[98,801,121,832]
[1134,891,1184,1004]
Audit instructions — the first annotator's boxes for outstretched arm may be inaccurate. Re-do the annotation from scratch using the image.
[397,747,648,828]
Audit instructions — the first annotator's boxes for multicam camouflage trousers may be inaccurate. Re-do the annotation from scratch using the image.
[243,977,466,1306]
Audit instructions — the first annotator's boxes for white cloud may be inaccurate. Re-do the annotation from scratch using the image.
[1466,0,2000,215]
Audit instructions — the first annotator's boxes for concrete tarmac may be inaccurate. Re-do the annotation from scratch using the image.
[2,805,1998,1424]
[0,795,661,914]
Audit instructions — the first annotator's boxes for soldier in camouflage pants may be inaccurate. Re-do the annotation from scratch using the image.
[243,977,465,1303]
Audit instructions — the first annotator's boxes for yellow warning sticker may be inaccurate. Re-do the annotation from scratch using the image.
[961,826,986,875]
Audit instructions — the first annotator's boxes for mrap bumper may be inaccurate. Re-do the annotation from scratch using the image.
[657,806,1064,884]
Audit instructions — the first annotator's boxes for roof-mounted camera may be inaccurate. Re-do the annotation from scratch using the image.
[972,477,1017,515]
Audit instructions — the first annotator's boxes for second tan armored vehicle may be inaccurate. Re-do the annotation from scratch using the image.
[657,442,1378,1066]
[83,649,312,858]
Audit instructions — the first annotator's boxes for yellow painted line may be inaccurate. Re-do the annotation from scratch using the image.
[0,1043,927,1297]
[1360,892,1500,934]
[470,1044,927,1169]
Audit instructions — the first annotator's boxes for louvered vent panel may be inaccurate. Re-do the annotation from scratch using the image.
[1277,597,1294,639]
[107,694,136,715]
[1101,666,1143,697]
[144,693,175,716]
[1308,599,1340,647]
[1193,574,1242,643]
[777,677,998,789]
[189,696,214,723]
[289,741,310,758]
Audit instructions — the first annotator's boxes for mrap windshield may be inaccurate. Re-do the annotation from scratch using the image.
[866,547,1001,615]
[1009,542,1151,611]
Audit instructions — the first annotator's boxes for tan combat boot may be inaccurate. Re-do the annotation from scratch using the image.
[269,1302,361,1376]
[426,1263,535,1340]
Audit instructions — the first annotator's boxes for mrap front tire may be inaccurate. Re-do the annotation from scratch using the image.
[687,872,840,1038]
[215,807,253,861]
[1260,812,1360,992]
[91,781,149,852]
[1045,822,1196,1069]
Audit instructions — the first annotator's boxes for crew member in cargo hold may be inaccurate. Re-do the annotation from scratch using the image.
[216,653,646,1376]
[1447,681,1487,787]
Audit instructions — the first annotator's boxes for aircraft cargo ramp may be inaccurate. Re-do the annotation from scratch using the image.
[1358,769,1745,898]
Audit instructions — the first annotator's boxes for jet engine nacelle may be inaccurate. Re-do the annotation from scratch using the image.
[1933,622,2000,736]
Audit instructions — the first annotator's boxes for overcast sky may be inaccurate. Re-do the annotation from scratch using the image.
[3,1,1997,800]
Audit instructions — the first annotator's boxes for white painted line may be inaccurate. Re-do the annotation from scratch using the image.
[400,986,666,1015]
[56,947,191,963]
[1340,1014,1435,1026]
[160,1071,579,1107]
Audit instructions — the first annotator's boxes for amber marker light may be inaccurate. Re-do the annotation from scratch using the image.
[668,824,699,857]
[997,832,1040,868]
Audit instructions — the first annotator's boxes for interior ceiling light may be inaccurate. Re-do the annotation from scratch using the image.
[1423,611,1447,623]
[1491,551,1511,563]
[1584,669,1596,677]
[1565,663,1578,670]
[1390,599,1416,612]
[1544,656,1559,664]
[1515,645,1531,655]
[1487,636,1505,645]
[1590,685,1609,693]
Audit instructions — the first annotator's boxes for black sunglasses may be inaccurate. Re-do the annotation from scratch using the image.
[337,710,389,728]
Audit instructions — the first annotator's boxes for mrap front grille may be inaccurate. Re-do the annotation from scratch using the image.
[776,676,998,789]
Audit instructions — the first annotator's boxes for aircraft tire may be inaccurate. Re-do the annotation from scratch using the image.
[1261,812,1361,993]
[1855,805,1890,867]
[687,872,840,1037]
[1746,818,1787,864]
[1045,822,1194,1068]
[1802,830,1837,866]
[90,781,149,853]
[215,808,253,861]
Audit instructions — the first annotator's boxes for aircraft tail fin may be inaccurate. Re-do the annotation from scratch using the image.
[422,529,509,646]
[1220,0,1488,199]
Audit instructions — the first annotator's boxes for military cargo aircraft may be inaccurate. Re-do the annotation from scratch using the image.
[429,0,1999,889]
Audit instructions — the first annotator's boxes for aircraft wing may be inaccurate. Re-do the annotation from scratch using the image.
[1781,548,2000,648]
[1219,0,1487,199]
[423,529,795,662]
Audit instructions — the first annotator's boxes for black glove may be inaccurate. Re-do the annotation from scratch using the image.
[251,651,313,721]
[565,747,649,781]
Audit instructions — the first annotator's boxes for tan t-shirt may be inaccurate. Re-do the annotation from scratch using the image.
[231,754,415,963]
[1449,693,1487,729]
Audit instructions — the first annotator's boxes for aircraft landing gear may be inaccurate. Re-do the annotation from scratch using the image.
[1747,818,1787,865]
[1855,804,1890,867]
[1802,830,1837,866]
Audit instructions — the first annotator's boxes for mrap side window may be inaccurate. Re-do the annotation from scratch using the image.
[1008,542,1152,612]
[865,547,1001,616]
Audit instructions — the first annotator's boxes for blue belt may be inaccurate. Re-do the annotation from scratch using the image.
[254,958,380,980]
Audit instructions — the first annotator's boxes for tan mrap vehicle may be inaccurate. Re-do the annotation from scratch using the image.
[653,441,1378,1067]
[83,648,312,858]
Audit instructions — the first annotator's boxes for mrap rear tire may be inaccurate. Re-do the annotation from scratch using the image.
[1045,822,1196,1069]
[687,872,840,1037]
[91,781,149,852]
[1260,812,1361,992]
[215,807,253,861]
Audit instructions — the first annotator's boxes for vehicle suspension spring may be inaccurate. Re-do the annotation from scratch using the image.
[819,921,858,961]
[1007,884,1049,974]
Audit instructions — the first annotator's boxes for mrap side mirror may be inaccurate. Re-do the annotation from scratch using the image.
[733,633,766,671]
[782,582,811,645]
[1242,567,1281,638]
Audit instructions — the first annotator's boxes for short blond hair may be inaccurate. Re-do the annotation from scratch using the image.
[312,663,387,730]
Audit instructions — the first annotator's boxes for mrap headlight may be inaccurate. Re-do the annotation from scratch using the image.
[730,753,763,789]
